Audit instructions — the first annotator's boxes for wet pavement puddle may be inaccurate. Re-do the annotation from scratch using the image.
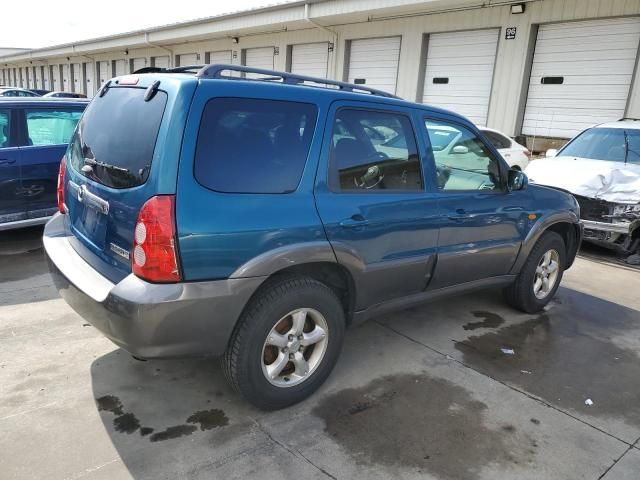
[96,394,229,442]
[455,288,640,425]
[314,373,536,480]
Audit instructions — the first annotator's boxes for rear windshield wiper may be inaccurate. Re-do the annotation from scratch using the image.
[83,158,130,174]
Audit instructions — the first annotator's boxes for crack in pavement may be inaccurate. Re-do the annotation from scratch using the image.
[251,418,338,479]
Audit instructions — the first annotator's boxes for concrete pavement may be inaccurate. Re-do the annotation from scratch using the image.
[1,226,639,480]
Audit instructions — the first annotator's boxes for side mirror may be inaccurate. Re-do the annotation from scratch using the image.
[508,169,528,192]
[545,148,558,158]
[452,145,469,154]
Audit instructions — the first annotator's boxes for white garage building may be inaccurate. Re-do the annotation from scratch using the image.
[2,0,640,148]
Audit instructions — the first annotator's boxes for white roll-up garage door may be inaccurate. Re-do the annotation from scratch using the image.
[27,67,34,89]
[207,50,232,65]
[62,64,71,91]
[152,56,170,69]
[347,37,401,94]
[177,53,198,66]
[132,57,147,72]
[114,60,127,77]
[523,17,640,138]
[84,63,95,97]
[291,42,329,78]
[244,47,275,77]
[71,63,82,93]
[422,29,499,126]
[34,66,42,89]
[97,61,110,86]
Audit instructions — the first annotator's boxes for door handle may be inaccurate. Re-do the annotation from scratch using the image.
[339,214,369,228]
[447,209,472,222]
[0,159,16,165]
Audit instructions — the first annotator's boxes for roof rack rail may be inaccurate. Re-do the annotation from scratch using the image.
[195,64,399,99]
[132,65,206,75]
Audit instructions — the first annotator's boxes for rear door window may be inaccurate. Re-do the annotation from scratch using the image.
[25,109,83,146]
[0,109,10,147]
[67,87,167,188]
[194,98,317,194]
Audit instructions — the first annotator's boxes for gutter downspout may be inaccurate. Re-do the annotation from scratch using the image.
[304,3,338,79]
[145,32,174,68]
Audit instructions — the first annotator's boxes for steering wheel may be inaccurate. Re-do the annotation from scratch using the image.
[355,164,385,189]
[436,165,451,189]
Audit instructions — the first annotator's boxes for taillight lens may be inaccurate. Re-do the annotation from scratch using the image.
[57,156,66,214]
[132,195,182,283]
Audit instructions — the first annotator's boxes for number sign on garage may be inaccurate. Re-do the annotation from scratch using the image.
[290,42,329,78]
[347,36,401,94]
[421,29,500,126]
[522,17,640,138]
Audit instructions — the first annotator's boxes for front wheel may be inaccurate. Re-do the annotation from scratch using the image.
[505,231,566,313]
[222,276,345,410]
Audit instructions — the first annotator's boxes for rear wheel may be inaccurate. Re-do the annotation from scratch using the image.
[222,276,345,410]
[505,231,566,313]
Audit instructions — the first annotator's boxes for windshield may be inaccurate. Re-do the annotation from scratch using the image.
[68,87,167,188]
[560,127,640,164]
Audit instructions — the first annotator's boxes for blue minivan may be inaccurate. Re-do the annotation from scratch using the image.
[0,98,87,230]
[44,65,582,409]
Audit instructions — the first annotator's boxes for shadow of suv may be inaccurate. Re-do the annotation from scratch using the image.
[44,64,582,410]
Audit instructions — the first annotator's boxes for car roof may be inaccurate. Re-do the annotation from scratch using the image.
[0,97,89,106]
[121,64,475,126]
[594,119,640,129]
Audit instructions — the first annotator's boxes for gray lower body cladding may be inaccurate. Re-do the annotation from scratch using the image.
[44,213,265,359]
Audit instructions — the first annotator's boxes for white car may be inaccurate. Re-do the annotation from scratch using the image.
[525,119,640,257]
[479,127,531,171]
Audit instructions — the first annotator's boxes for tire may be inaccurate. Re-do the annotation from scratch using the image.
[505,231,566,313]
[222,275,346,410]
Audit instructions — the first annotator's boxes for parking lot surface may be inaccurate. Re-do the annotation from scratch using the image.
[1,227,640,480]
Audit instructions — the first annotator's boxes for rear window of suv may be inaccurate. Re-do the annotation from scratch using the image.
[194,98,317,194]
[68,87,167,188]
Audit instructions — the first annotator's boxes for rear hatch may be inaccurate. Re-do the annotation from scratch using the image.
[63,77,194,283]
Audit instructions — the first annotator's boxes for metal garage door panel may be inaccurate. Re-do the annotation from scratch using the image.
[114,60,127,77]
[422,29,499,126]
[178,53,198,66]
[97,61,110,86]
[27,66,34,89]
[244,47,275,78]
[71,63,82,93]
[291,42,328,78]
[348,37,401,94]
[153,56,170,69]
[132,58,147,72]
[35,66,43,89]
[62,64,71,92]
[523,17,640,138]
[207,50,232,64]
[84,63,95,97]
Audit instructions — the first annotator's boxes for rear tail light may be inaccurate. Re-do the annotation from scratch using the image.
[132,195,182,283]
[57,156,66,214]
[524,149,532,159]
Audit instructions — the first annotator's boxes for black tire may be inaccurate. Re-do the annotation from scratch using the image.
[505,231,566,313]
[222,276,346,410]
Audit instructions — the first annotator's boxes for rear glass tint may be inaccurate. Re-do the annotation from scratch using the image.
[194,98,317,194]
[26,109,83,146]
[68,87,167,188]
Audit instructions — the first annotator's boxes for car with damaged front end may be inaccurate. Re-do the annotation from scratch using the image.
[526,119,640,260]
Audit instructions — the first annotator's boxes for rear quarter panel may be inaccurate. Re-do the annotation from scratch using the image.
[176,81,332,281]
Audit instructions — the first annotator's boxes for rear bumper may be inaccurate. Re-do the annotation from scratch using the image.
[44,213,266,359]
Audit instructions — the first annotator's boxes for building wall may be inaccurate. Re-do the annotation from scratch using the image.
[1,0,639,140]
